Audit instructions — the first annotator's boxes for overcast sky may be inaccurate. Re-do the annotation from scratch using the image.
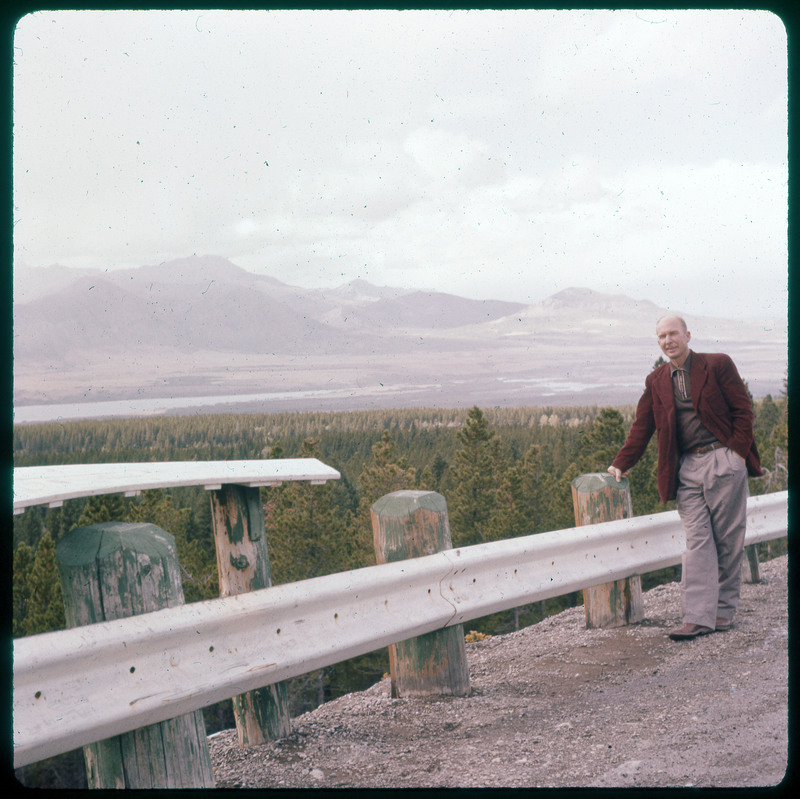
[13,9,788,319]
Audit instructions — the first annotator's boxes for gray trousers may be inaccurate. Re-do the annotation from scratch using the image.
[676,446,749,629]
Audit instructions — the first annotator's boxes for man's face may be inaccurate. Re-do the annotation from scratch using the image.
[656,317,691,365]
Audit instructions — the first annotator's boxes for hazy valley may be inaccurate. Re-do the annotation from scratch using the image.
[13,255,788,417]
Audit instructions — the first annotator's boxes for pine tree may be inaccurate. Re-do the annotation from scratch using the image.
[545,460,582,533]
[760,394,789,493]
[13,506,44,550]
[21,531,66,636]
[265,437,383,716]
[128,489,219,603]
[431,453,449,490]
[416,464,436,492]
[755,394,781,441]
[447,407,502,546]
[76,493,128,527]
[484,459,525,542]
[356,430,418,548]
[12,541,34,638]
[44,498,85,542]
[577,407,627,474]
[358,430,418,506]
[269,441,285,459]
[516,444,547,534]
[266,438,365,585]
[625,438,663,516]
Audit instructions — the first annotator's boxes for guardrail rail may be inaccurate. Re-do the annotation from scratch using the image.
[13,489,787,768]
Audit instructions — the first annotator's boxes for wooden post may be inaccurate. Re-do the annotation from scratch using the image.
[371,490,470,698]
[209,484,291,745]
[55,522,215,789]
[571,473,645,629]
[742,544,760,583]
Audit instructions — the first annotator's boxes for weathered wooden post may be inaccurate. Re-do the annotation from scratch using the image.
[55,522,215,789]
[571,473,645,628]
[742,544,760,583]
[209,484,291,745]
[371,490,470,698]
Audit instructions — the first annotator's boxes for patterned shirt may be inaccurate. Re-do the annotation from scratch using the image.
[669,352,718,453]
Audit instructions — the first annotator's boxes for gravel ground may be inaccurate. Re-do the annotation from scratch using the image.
[209,555,789,789]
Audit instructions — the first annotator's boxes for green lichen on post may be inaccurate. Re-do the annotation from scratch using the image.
[216,487,247,545]
[571,474,634,528]
[55,522,214,788]
[394,626,470,697]
[371,489,448,519]
[572,472,629,494]
[233,683,291,746]
[245,487,267,543]
[371,490,470,697]
[84,738,126,789]
[209,484,290,745]
[371,490,451,562]
[571,475,643,629]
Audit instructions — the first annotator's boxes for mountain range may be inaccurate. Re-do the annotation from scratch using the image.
[13,255,788,414]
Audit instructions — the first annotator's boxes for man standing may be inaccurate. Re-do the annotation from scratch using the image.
[608,315,762,640]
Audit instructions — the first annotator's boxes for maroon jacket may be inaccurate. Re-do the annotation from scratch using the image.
[612,351,762,503]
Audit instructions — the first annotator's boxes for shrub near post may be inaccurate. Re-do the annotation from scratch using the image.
[571,473,645,628]
[209,484,291,745]
[55,522,215,789]
[371,490,470,698]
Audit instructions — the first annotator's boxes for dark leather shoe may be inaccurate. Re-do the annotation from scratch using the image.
[715,617,733,631]
[668,623,714,640]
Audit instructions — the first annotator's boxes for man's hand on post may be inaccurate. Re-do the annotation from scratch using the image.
[607,465,626,482]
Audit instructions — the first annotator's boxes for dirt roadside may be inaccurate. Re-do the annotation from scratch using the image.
[209,554,789,789]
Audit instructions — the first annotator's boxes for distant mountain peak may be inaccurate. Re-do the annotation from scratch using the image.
[545,286,660,312]
[329,278,410,302]
[136,254,251,283]
[549,286,621,304]
[551,286,599,300]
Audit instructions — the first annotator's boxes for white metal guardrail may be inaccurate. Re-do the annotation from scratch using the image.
[12,458,341,513]
[13,490,787,768]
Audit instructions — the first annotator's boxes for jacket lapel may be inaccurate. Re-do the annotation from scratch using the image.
[653,362,675,410]
[689,350,708,409]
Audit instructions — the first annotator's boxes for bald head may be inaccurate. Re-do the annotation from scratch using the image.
[656,314,688,333]
[656,314,691,367]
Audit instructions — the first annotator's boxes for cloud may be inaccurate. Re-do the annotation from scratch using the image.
[403,128,508,188]
[12,8,787,320]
